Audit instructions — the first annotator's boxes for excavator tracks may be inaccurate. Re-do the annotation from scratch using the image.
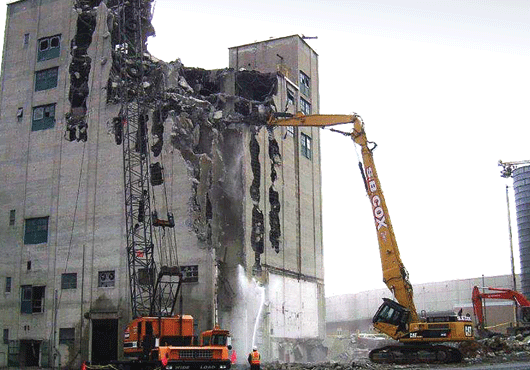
[369,344,463,364]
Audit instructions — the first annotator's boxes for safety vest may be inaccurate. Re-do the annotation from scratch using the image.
[251,350,261,364]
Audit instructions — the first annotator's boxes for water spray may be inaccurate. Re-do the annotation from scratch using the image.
[251,280,266,348]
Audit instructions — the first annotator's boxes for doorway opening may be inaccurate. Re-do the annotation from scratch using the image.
[91,319,118,365]
[20,340,40,367]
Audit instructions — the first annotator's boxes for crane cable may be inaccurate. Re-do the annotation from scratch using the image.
[147,106,179,268]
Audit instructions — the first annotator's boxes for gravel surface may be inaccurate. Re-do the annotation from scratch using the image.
[258,335,530,369]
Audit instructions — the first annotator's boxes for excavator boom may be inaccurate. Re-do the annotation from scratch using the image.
[271,113,418,323]
[351,120,418,324]
[270,112,474,364]
[472,286,530,332]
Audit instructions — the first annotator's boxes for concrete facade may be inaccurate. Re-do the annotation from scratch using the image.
[326,274,523,337]
[0,0,325,367]
[228,36,326,363]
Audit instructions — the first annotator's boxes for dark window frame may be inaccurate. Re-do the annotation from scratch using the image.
[300,98,311,115]
[98,270,115,288]
[20,285,45,314]
[24,217,49,244]
[59,328,75,344]
[287,88,295,107]
[9,209,15,226]
[3,328,8,344]
[5,277,11,293]
[181,265,199,283]
[35,67,58,92]
[37,35,61,62]
[301,132,312,160]
[32,104,56,131]
[299,71,311,97]
[61,273,77,290]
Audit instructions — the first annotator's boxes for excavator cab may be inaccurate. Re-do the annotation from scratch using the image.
[373,298,410,332]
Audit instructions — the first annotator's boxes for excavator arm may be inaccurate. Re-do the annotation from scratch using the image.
[270,112,474,363]
[270,112,418,338]
[350,119,418,325]
[472,286,530,329]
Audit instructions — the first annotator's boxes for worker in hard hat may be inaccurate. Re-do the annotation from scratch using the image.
[247,346,261,370]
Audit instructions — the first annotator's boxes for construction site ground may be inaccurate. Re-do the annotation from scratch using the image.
[303,334,530,369]
[261,356,530,370]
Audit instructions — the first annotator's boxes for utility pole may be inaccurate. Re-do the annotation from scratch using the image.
[482,275,487,328]
[506,185,517,292]
[506,185,518,325]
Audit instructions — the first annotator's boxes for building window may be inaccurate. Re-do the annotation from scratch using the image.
[61,273,77,289]
[286,126,294,137]
[299,71,310,97]
[181,265,199,283]
[16,108,23,123]
[32,104,56,131]
[287,88,295,107]
[37,35,61,62]
[27,261,31,271]
[301,133,312,160]
[20,285,45,314]
[24,217,49,244]
[138,268,154,286]
[35,67,58,91]
[5,277,11,293]
[300,98,311,115]
[3,329,8,344]
[98,271,115,287]
[24,33,30,46]
[9,210,15,226]
[59,328,75,344]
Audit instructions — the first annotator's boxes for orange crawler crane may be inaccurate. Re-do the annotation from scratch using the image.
[95,0,232,367]
[119,314,231,370]
[158,326,231,370]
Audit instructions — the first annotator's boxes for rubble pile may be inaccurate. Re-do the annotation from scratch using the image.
[458,334,530,361]
[319,333,530,368]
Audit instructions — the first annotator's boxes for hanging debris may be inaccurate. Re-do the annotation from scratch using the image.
[268,128,282,253]
[66,0,97,142]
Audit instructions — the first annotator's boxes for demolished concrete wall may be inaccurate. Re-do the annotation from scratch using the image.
[0,0,325,367]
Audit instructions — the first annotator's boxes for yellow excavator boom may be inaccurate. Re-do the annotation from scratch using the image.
[270,112,418,324]
[269,112,474,364]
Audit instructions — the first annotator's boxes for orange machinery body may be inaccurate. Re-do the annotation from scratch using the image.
[123,315,195,358]
[472,286,530,333]
[123,315,231,370]
[158,328,231,369]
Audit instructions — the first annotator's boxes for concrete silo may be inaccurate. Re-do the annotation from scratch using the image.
[513,166,530,298]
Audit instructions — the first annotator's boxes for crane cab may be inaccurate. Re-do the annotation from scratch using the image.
[123,315,194,359]
[200,327,231,348]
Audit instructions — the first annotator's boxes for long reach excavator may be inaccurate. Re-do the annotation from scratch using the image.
[268,112,475,364]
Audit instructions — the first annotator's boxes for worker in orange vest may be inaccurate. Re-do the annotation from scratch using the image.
[230,348,237,364]
[247,346,261,370]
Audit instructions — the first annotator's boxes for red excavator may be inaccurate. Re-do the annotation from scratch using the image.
[472,286,530,336]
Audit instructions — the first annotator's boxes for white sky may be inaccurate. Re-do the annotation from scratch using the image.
[1,0,529,297]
